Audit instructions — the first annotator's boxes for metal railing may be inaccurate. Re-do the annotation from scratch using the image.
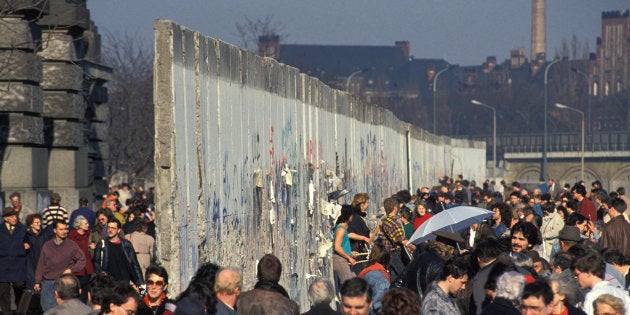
[471,131,630,154]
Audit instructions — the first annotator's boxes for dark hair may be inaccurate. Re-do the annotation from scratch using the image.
[54,274,81,300]
[601,248,627,266]
[609,197,627,213]
[564,199,578,211]
[565,213,587,227]
[335,205,353,225]
[556,206,569,220]
[492,202,513,226]
[617,187,626,195]
[381,288,420,315]
[79,197,89,206]
[89,272,115,306]
[510,221,542,248]
[572,185,586,197]
[399,207,412,222]
[541,203,554,214]
[107,218,122,229]
[53,220,67,230]
[9,192,20,200]
[439,258,469,281]
[571,251,605,279]
[340,277,372,303]
[96,208,113,219]
[257,254,282,283]
[551,252,573,272]
[474,238,503,263]
[145,264,169,285]
[26,213,42,227]
[393,190,412,204]
[176,262,220,314]
[521,281,553,306]
[101,283,139,313]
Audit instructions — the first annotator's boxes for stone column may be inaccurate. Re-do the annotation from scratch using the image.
[0,3,48,215]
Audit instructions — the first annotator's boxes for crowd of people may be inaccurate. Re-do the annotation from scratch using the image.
[327,176,630,315]
[2,176,630,315]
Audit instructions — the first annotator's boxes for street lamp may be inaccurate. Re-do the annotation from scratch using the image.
[433,65,451,135]
[346,69,365,92]
[571,67,591,134]
[554,103,585,181]
[542,58,562,180]
[471,100,497,179]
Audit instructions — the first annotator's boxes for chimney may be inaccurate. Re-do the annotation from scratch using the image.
[258,35,280,59]
[395,41,410,60]
[531,0,546,61]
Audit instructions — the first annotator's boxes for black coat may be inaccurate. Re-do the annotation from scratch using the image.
[0,222,27,282]
[301,303,339,315]
[396,247,445,300]
[25,229,49,289]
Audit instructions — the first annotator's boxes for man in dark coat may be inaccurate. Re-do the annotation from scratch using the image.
[396,231,463,300]
[600,197,630,260]
[0,206,27,315]
[236,254,299,315]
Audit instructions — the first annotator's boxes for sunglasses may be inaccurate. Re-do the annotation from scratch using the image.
[146,280,165,287]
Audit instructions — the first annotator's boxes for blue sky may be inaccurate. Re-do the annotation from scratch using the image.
[88,1,628,66]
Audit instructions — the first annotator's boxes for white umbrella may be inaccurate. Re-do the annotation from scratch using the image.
[408,206,494,245]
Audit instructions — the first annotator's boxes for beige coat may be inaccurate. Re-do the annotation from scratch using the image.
[125,231,154,277]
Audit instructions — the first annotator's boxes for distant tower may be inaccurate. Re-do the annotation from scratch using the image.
[531,0,546,61]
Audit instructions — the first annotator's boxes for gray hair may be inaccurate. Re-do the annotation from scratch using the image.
[549,274,583,306]
[308,277,335,306]
[496,271,526,302]
[510,252,533,268]
[73,215,87,230]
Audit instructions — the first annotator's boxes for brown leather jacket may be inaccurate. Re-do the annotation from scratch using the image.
[236,288,299,315]
[600,215,630,259]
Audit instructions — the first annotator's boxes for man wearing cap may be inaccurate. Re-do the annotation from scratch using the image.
[69,197,96,231]
[557,226,583,253]
[0,207,27,315]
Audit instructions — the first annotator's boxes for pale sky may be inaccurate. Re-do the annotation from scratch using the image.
[88,1,628,66]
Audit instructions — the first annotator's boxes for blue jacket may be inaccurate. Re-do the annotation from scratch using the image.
[93,238,144,286]
[0,222,27,282]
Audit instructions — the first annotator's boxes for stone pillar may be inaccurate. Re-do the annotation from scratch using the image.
[0,3,47,214]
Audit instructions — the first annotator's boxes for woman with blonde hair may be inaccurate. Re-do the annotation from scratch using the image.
[593,294,625,315]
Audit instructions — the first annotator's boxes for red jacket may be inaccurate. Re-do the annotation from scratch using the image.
[67,229,95,275]
[578,197,597,222]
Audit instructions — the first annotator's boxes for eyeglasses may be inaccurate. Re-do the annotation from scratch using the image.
[574,271,583,279]
[146,280,165,287]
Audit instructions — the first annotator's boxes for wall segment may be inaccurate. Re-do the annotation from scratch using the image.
[154,20,485,309]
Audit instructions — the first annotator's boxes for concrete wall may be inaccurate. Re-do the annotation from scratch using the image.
[154,20,485,309]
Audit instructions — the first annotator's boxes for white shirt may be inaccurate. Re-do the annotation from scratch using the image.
[583,280,630,315]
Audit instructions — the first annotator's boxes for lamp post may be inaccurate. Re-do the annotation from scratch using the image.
[433,66,450,135]
[346,69,364,93]
[571,67,591,134]
[471,100,496,179]
[542,58,562,180]
[555,103,585,181]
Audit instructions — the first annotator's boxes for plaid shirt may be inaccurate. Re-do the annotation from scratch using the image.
[381,215,406,252]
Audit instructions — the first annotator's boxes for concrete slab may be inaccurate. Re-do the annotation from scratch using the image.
[48,147,88,188]
[0,50,42,82]
[39,31,76,61]
[0,146,48,187]
[0,113,44,144]
[41,62,82,91]
[43,91,85,119]
[0,18,36,50]
[0,82,43,114]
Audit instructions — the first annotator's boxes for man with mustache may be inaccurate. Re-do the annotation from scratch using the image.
[510,221,542,255]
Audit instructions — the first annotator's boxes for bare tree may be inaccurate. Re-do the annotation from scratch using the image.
[102,32,154,183]
[234,15,287,50]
